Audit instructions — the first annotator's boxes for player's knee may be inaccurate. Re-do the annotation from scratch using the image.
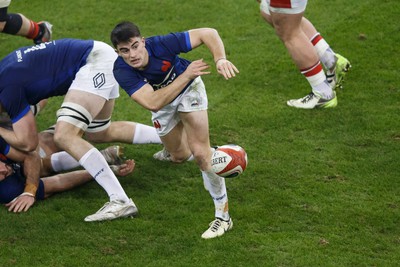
[52,131,68,150]
[84,118,112,143]
[55,102,92,146]
[191,149,212,169]
[170,151,192,163]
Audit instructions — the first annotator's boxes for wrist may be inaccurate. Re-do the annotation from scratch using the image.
[215,57,226,64]
[20,192,35,198]
[24,183,38,197]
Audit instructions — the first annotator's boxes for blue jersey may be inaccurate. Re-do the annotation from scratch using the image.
[113,31,193,97]
[0,39,94,123]
[0,137,45,203]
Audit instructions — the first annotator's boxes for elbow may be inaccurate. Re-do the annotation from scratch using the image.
[145,103,163,113]
[148,106,161,113]
[19,140,39,152]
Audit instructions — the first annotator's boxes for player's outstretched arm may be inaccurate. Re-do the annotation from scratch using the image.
[188,28,239,80]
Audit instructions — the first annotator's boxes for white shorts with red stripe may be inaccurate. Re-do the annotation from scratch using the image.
[260,0,307,15]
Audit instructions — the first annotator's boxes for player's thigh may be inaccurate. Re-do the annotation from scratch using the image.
[270,11,303,40]
[160,121,189,155]
[93,99,115,120]
[63,89,107,119]
[270,0,307,13]
[179,110,210,151]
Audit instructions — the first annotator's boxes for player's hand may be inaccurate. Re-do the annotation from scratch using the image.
[216,58,239,80]
[111,159,135,177]
[184,59,210,80]
[5,193,36,213]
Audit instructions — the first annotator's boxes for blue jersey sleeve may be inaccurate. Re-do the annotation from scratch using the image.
[0,137,10,157]
[154,31,192,55]
[113,59,148,96]
[0,85,31,123]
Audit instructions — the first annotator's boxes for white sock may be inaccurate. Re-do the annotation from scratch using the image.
[320,48,336,70]
[51,151,80,172]
[133,123,162,144]
[79,148,129,202]
[202,171,229,220]
[302,61,333,99]
[313,81,334,99]
[310,33,336,70]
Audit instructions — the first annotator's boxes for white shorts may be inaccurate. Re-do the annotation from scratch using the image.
[260,0,307,15]
[151,77,208,136]
[69,41,119,100]
[0,0,11,9]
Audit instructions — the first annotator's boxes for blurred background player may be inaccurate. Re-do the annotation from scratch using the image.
[259,0,351,109]
[0,0,52,44]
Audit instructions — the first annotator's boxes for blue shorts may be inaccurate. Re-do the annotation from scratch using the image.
[0,173,45,203]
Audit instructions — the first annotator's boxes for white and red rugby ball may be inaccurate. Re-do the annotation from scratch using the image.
[211,144,248,178]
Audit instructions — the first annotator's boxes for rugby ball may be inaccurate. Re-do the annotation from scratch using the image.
[211,144,248,178]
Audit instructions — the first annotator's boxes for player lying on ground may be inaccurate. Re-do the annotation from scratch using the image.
[0,130,134,213]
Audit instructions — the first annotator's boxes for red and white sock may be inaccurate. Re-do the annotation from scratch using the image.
[310,33,336,70]
[301,61,333,99]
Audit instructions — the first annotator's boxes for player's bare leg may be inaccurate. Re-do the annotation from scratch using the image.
[180,110,232,239]
[157,121,192,163]
[54,90,137,221]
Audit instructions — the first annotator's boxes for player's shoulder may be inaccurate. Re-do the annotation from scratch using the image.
[53,38,94,49]
[114,56,132,71]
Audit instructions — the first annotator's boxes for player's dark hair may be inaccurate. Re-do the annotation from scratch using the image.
[110,21,141,48]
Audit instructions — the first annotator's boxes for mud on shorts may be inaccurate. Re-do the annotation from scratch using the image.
[151,77,208,137]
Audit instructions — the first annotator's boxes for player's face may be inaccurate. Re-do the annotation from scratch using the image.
[0,162,12,181]
[116,37,148,70]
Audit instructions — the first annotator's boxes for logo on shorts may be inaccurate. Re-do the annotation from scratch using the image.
[153,120,161,129]
[93,73,106,89]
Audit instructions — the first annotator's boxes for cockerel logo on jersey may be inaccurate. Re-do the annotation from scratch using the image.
[161,61,172,72]
[153,67,176,91]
